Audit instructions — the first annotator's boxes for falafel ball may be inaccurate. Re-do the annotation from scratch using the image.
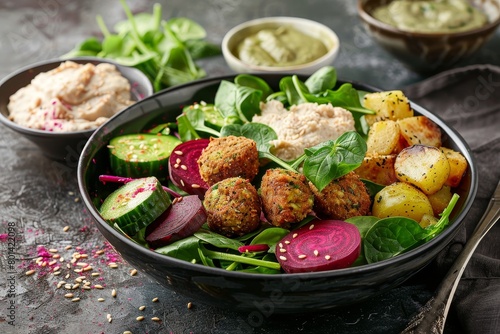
[203,177,261,238]
[197,135,260,186]
[309,171,371,220]
[260,169,314,227]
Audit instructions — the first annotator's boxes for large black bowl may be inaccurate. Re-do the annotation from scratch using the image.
[77,74,477,314]
[0,57,153,164]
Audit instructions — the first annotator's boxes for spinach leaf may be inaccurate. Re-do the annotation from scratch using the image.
[250,227,290,254]
[155,236,202,263]
[214,80,239,119]
[323,83,375,115]
[305,66,337,94]
[364,194,459,263]
[235,74,274,100]
[303,131,367,191]
[194,229,244,251]
[235,86,262,123]
[177,107,220,142]
[279,76,305,106]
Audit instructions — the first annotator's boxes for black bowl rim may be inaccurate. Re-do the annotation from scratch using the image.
[357,0,500,38]
[77,73,478,281]
[0,56,154,138]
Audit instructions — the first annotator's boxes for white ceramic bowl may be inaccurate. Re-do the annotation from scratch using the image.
[222,17,340,74]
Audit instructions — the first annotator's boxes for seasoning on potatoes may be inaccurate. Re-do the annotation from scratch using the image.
[363,90,413,126]
[397,116,442,147]
[366,120,406,155]
[394,144,450,195]
[355,154,398,186]
[372,182,434,222]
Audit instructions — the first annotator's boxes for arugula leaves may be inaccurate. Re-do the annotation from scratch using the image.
[63,1,220,91]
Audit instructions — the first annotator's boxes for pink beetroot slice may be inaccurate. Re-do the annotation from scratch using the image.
[276,220,361,273]
[169,139,210,198]
[146,195,207,248]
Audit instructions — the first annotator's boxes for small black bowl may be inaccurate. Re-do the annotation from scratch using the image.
[0,57,153,164]
[78,74,477,313]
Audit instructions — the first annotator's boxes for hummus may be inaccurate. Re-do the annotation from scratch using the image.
[252,100,355,161]
[8,61,134,132]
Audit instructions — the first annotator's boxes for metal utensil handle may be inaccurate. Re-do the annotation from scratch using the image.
[402,180,500,334]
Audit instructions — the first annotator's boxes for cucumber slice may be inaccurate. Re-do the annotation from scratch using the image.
[99,177,172,236]
[109,133,181,178]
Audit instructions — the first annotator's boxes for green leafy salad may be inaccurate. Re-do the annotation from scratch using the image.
[95,66,461,274]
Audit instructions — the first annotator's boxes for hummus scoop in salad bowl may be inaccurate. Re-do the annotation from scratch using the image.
[0,57,153,163]
[77,70,477,313]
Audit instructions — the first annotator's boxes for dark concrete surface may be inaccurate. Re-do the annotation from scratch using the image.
[0,1,499,334]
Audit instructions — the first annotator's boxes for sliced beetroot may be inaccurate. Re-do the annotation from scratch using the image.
[168,139,210,198]
[238,244,270,253]
[276,220,361,273]
[146,195,207,248]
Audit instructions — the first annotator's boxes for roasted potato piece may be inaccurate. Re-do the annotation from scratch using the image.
[395,145,450,195]
[440,147,468,187]
[366,120,406,155]
[397,116,442,147]
[363,90,414,126]
[372,182,434,222]
[355,154,398,186]
[427,185,453,216]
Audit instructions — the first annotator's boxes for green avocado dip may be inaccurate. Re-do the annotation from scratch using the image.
[372,0,488,33]
[236,26,328,67]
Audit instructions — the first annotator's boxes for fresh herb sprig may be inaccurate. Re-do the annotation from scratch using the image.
[63,0,220,91]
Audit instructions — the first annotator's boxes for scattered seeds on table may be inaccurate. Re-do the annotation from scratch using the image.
[152,297,159,303]
[152,317,160,322]
[138,306,145,311]
[130,269,138,276]
[71,297,80,302]
[136,316,144,321]
[112,289,117,298]
[187,302,193,309]
[98,298,105,302]
[63,226,70,232]
[25,270,36,276]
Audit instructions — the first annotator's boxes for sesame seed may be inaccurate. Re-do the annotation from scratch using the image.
[138,306,145,311]
[64,284,72,290]
[64,293,74,298]
[136,316,144,321]
[325,255,331,260]
[176,158,181,164]
[25,269,36,276]
[292,233,298,238]
[174,150,183,155]
[65,245,72,250]
[98,298,105,302]
[284,240,290,244]
[152,297,159,302]
[130,269,138,276]
[108,318,112,323]
[279,256,287,261]
[82,286,91,290]
[95,250,104,255]
[52,254,60,259]
[76,262,88,267]
[65,273,70,279]
[174,163,179,168]
[63,226,70,232]
[180,165,187,170]
[278,243,283,248]
[74,269,82,273]
[309,224,315,230]
[187,302,193,309]
[80,254,88,259]
[191,184,200,188]
[123,332,132,334]
[49,248,58,253]
[91,272,100,277]
[53,266,61,272]
[298,254,307,259]
[279,248,286,253]
[71,298,80,302]
[152,317,161,322]
[94,284,103,289]
[314,250,319,256]
[82,266,93,272]
[112,289,117,297]
[53,271,61,276]
[106,313,112,319]
[72,284,80,289]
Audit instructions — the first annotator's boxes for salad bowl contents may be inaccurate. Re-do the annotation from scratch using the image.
[78,67,477,312]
